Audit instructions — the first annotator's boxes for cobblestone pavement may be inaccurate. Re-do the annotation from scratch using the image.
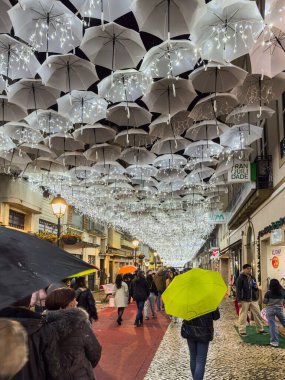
[144,298,285,380]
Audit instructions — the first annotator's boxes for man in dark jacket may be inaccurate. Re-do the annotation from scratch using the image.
[130,271,150,327]
[153,269,166,311]
[0,296,53,380]
[236,263,267,336]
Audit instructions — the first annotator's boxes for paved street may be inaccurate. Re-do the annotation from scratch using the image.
[144,298,285,380]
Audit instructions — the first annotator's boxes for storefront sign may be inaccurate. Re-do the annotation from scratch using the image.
[270,229,284,245]
[210,248,220,261]
[207,212,229,224]
[228,162,251,183]
[272,256,280,269]
[272,248,282,256]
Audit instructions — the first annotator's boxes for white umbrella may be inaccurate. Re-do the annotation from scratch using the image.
[57,90,108,125]
[27,156,66,173]
[38,54,98,92]
[149,111,191,139]
[142,78,196,120]
[0,148,31,170]
[153,154,187,168]
[215,158,245,176]
[126,164,158,178]
[69,166,95,180]
[141,40,198,78]
[8,0,82,54]
[185,158,219,169]
[98,69,150,103]
[73,124,116,144]
[190,0,264,63]
[84,143,121,162]
[57,152,91,167]
[0,131,15,152]
[250,26,285,79]
[130,0,202,40]
[189,63,247,93]
[185,120,229,141]
[0,0,12,33]
[107,102,152,127]
[189,93,238,122]
[120,147,156,165]
[157,180,184,193]
[220,124,263,149]
[151,136,189,155]
[7,79,60,110]
[18,143,56,159]
[93,160,125,175]
[265,0,285,34]
[186,166,215,182]
[0,95,27,123]
[115,129,153,147]
[70,0,132,22]
[226,105,275,124]
[25,110,73,135]
[184,140,223,158]
[0,34,40,80]
[155,167,186,182]
[45,133,84,152]
[2,121,43,144]
[233,73,285,109]
[0,76,5,94]
[80,22,146,71]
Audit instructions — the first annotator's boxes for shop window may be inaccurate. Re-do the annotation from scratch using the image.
[88,255,96,265]
[39,219,57,234]
[72,210,83,230]
[9,210,25,230]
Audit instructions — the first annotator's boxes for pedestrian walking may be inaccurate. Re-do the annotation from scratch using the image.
[166,269,178,323]
[153,268,166,311]
[113,274,129,325]
[130,270,150,327]
[144,274,158,320]
[73,277,98,322]
[263,278,285,347]
[236,263,267,336]
[45,287,102,380]
[181,309,220,380]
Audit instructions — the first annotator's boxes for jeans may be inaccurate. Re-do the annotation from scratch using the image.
[187,340,209,380]
[157,291,164,311]
[135,300,145,323]
[267,307,285,344]
[144,292,156,318]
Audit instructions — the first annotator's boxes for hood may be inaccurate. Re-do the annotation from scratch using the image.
[0,307,43,335]
[45,307,89,339]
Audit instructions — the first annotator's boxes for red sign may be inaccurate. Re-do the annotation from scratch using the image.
[272,256,279,269]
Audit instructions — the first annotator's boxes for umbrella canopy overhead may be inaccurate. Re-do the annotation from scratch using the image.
[0,227,95,310]
[73,124,116,145]
[70,0,132,21]
[107,102,152,128]
[162,268,227,320]
[25,110,73,135]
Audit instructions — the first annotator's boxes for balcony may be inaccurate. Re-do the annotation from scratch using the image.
[228,156,273,230]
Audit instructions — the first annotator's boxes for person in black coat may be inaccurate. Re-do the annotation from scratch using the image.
[0,296,53,380]
[73,277,98,322]
[130,271,150,327]
[181,309,220,380]
[144,274,158,319]
[45,287,102,380]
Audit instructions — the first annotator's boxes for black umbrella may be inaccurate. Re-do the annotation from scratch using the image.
[0,227,95,310]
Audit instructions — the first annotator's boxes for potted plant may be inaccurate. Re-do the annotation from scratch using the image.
[138,253,145,260]
[61,231,81,245]
[34,231,57,243]
[149,261,154,265]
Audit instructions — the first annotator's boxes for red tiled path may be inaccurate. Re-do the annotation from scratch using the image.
[93,303,170,380]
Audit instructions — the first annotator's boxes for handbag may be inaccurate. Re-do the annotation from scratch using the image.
[181,321,192,339]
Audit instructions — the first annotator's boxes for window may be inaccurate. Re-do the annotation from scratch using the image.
[9,210,25,230]
[39,219,57,234]
[72,210,83,229]
[88,255,96,265]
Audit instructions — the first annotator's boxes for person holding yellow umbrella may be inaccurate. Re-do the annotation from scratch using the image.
[162,268,227,380]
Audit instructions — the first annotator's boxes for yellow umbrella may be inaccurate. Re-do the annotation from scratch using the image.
[162,268,227,321]
[67,265,99,278]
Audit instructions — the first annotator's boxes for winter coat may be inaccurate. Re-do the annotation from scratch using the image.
[236,273,259,302]
[45,308,102,380]
[153,270,166,292]
[263,289,285,308]
[113,281,129,308]
[0,307,52,380]
[130,277,150,302]
[182,309,220,343]
[146,278,158,296]
[75,288,98,320]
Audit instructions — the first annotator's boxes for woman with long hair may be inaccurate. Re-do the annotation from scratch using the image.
[263,278,285,347]
[45,288,102,379]
[113,274,129,325]
[72,277,98,322]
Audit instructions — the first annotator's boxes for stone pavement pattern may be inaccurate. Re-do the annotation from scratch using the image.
[144,299,285,380]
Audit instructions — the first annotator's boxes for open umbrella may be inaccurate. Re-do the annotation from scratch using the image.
[80,22,146,71]
[184,141,223,158]
[1,121,43,145]
[120,147,156,165]
[0,131,15,152]
[0,0,12,33]
[25,110,73,135]
[0,226,95,310]
[118,265,138,274]
[126,164,158,178]
[19,143,56,159]
[151,136,189,155]
[93,160,125,175]
[149,111,191,139]
[162,268,227,320]
[44,133,84,152]
[153,153,187,168]
[185,120,229,141]
[73,123,116,144]
[265,0,285,34]
[115,129,153,147]
[107,102,152,128]
[84,143,121,162]
[0,95,27,124]
[226,105,275,124]
[220,124,263,149]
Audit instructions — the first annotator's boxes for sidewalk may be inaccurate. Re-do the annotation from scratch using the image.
[93,302,170,380]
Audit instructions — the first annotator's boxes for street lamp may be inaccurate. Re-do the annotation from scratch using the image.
[132,239,139,266]
[153,251,158,271]
[51,195,67,246]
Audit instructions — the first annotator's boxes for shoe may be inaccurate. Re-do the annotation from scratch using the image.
[258,331,269,335]
[239,332,247,337]
[270,342,279,347]
[145,317,149,320]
